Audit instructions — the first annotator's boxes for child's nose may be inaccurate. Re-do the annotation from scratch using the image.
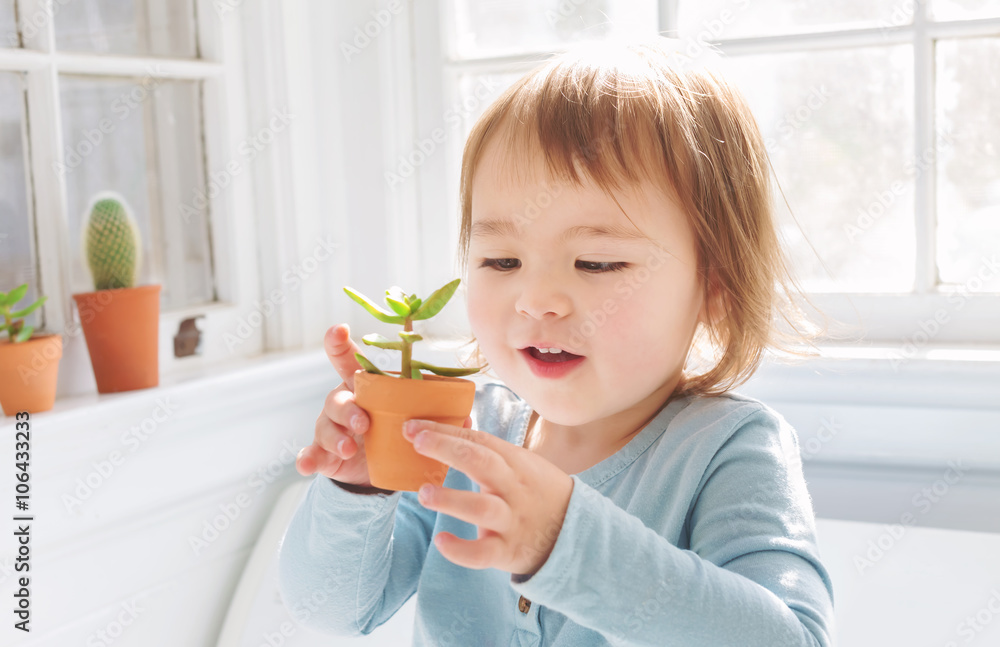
[514,282,573,319]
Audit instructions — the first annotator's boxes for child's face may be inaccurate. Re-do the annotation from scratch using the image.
[466,139,713,428]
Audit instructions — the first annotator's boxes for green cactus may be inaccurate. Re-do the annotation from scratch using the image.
[84,195,141,290]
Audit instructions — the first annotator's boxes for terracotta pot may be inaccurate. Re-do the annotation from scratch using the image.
[353,369,476,492]
[0,333,62,416]
[72,285,161,394]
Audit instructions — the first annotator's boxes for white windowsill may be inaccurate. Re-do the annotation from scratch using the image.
[4,340,998,431]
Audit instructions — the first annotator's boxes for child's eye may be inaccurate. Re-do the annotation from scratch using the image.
[577,261,628,273]
[479,259,628,273]
[480,258,520,271]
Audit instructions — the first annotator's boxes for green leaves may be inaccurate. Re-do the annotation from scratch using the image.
[10,295,47,318]
[361,333,403,350]
[344,278,482,379]
[343,286,405,324]
[410,360,483,377]
[354,352,386,375]
[14,325,33,343]
[0,283,28,308]
[410,279,460,320]
[385,297,410,317]
[1,284,47,343]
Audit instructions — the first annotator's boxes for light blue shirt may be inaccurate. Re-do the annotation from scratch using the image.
[278,381,834,646]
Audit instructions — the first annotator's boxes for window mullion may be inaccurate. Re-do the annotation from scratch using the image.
[18,0,73,339]
[913,0,937,294]
[658,0,679,37]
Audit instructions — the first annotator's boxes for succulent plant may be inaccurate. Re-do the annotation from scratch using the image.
[0,283,47,343]
[84,194,141,290]
[344,278,483,380]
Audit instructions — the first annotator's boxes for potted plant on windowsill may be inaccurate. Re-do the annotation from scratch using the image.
[71,192,161,394]
[345,278,484,492]
[0,284,62,416]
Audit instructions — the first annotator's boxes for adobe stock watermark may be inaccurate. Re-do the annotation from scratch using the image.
[264,568,350,645]
[62,397,181,513]
[877,0,920,37]
[14,286,134,383]
[189,439,301,557]
[502,124,617,234]
[763,85,831,152]
[223,234,337,352]
[844,128,956,243]
[566,242,673,349]
[800,416,842,461]
[214,0,247,18]
[340,0,405,63]
[943,589,1000,647]
[889,253,1000,372]
[5,0,73,47]
[385,76,502,191]
[85,599,143,647]
[676,0,752,64]
[854,460,969,575]
[180,107,295,224]
[7,333,62,387]
[52,66,167,178]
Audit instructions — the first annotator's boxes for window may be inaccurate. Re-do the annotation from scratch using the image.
[408,0,1000,347]
[0,0,265,397]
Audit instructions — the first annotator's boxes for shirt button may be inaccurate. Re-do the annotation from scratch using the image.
[518,595,531,613]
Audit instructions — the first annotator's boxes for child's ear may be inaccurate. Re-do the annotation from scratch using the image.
[698,272,728,328]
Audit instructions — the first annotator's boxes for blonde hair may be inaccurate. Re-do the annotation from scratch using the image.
[455,37,847,399]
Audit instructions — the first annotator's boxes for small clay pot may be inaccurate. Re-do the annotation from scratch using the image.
[72,285,161,394]
[0,333,62,416]
[353,369,476,492]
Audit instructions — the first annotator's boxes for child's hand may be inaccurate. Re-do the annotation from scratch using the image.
[400,419,574,579]
[295,324,377,486]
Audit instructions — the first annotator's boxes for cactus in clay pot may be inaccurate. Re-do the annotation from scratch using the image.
[83,194,142,290]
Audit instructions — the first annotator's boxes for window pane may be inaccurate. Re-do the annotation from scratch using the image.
[446,0,658,59]
[936,38,1000,291]
[54,0,197,58]
[0,1,16,47]
[679,0,913,40]
[719,46,915,292]
[59,76,214,309]
[0,72,41,328]
[931,0,1000,20]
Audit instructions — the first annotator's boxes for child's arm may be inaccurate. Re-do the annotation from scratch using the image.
[509,407,834,647]
[276,475,436,636]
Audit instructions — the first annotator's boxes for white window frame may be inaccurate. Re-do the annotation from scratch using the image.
[696,1,1000,347]
[406,0,1000,349]
[2,0,264,398]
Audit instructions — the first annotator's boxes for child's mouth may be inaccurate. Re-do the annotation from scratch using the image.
[519,346,586,379]
[525,346,583,363]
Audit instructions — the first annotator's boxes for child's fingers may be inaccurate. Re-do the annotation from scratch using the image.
[314,414,356,459]
[324,324,366,391]
[297,441,348,480]
[295,444,320,476]
[323,386,369,435]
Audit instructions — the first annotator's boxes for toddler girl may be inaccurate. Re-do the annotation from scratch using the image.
[280,36,835,647]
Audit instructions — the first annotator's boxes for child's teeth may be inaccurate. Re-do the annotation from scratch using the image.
[538,347,562,354]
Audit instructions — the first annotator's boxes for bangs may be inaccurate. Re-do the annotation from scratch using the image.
[481,44,689,200]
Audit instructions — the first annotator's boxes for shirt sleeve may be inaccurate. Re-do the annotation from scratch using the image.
[508,407,835,647]
[276,474,437,636]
